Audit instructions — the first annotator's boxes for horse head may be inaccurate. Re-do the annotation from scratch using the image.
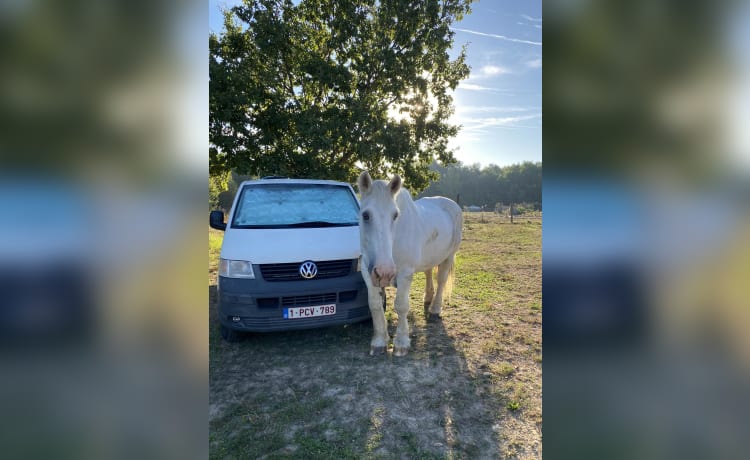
[357,171,402,288]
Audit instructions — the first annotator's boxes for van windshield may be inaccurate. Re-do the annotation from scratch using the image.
[231,183,360,228]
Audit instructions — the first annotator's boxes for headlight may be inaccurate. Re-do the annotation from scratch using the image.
[219,258,255,279]
[356,257,361,272]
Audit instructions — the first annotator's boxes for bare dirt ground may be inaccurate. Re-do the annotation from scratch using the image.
[209,213,541,459]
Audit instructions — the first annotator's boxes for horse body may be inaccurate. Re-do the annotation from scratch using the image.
[394,193,462,272]
[357,171,462,356]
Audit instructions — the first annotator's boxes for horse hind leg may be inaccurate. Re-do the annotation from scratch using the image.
[428,254,455,319]
[423,268,434,308]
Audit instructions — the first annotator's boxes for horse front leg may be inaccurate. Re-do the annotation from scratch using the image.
[366,285,389,355]
[393,272,414,357]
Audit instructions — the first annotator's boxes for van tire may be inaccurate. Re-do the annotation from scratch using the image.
[220,324,245,343]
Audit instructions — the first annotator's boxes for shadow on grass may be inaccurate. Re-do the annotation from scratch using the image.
[209,278,511,458]
[208,219,542,458]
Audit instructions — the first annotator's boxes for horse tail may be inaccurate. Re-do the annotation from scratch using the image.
[444,205,463,302]
[453,202,464,252]
[443,253,455,301]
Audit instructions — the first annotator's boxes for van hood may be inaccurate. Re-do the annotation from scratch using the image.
[220,226,361,264]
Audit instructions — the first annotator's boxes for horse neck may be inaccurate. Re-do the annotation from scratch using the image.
[394,188,421,232]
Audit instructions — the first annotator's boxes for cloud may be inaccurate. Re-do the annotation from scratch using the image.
[457,83,498,92]
[455,114,542,132]
[463,65,512,83]
[526,58,542,69]
[471,114,541,127]
[534,24,542,29]
[455,82,527,95]
[455,106,534,114]
[455,83,521,95]
[452,27,542,46]
[480,65,511,77]
[448,113,542,156]
[521,14,542,23]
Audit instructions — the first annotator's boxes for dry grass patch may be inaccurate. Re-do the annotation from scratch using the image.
[208,213,541,459]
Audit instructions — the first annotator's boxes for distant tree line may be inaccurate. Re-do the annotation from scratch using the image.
[418,161,541,212]
[209,161,541,214]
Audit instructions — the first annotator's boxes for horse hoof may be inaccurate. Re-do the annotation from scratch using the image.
[428,313,442,321]
[393,347,409,357]
[369,346,386,356]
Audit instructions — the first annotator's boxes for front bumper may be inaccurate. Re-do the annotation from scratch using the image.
[217,270,370,332]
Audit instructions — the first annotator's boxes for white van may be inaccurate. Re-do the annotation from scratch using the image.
[209,178,370,342]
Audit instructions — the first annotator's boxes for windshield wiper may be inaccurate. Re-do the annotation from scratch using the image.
[285,221,351,228]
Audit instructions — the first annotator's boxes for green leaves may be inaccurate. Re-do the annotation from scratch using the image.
[209,0,473,191]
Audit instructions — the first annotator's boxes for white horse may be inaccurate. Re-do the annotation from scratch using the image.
[357,171,463,356]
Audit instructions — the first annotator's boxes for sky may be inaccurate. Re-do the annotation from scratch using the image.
[209,0,542,168]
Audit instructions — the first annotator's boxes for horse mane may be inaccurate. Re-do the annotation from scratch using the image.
[394,186,418,217]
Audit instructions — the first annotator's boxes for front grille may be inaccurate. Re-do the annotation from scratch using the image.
[256,297,279,309]
[338,290,358,302]
[281,293,337,307]
[260,259,354,282]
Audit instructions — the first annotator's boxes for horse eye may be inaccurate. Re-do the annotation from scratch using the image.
[392,212,399,221]
[362,211,370,222]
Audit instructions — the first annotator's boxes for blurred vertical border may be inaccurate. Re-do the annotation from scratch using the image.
[0,1,207,459]
[543,1,750,459]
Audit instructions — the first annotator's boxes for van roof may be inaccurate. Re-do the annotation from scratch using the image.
[239,178,354,187]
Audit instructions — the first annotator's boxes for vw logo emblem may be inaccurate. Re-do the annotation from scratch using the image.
[299,261,318,279]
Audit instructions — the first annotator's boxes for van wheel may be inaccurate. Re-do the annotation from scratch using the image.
[220,324,244,343]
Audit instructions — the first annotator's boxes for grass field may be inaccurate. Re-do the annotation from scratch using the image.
[209,213,541,459]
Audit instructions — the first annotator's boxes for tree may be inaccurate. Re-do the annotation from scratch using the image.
[210,0,473,192]
[498,162,542,221]
[209,171,230,210]
[418,161,542,214]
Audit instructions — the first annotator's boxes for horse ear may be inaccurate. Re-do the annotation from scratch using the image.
[358,171,372,195]
[389,175,402,196]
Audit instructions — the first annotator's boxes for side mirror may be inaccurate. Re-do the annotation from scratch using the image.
[209,210,226,231]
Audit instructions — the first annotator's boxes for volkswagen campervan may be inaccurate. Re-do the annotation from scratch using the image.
[209,178,370,342]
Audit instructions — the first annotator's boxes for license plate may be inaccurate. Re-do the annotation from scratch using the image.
[283,304,336,319]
